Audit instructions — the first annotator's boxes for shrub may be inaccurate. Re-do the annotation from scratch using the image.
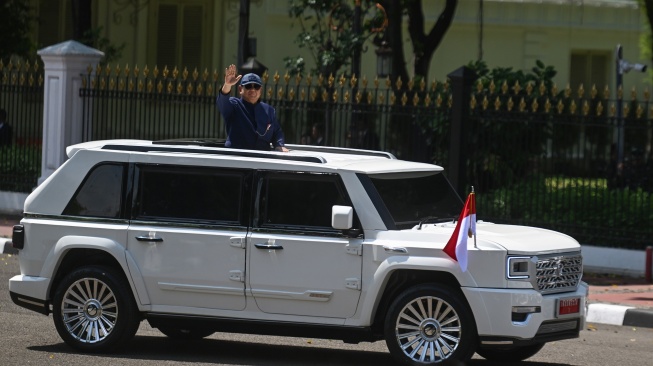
[478,175,653,250]
[0,145,41,192]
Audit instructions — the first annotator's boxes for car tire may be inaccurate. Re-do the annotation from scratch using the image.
[157,326,215,340]
[52,265,140,352]
[384,284,477,365]
[476,343,545,362]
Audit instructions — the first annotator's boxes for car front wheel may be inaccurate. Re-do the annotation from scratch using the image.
[52,265,140,352]
[384,284,477,365]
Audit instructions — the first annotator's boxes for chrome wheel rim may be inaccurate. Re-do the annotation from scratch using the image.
[61,277,118,344]
[394,295,462,363]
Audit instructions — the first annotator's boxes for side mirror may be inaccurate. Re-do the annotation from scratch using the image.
[332,205,353,230]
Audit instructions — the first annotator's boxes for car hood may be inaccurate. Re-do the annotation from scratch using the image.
[419,221,580,255]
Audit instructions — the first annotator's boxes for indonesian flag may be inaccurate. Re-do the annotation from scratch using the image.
[443,192,476,272]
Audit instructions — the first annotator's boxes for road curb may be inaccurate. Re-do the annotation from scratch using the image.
[623,309,653,328]
[588,303,653,329]
[1,238,17,255]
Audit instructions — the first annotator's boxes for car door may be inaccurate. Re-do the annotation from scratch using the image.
[248,171,363,318]
[126,163,252,312]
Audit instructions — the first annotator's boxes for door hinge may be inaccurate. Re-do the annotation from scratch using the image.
[345,278,361,290]
[229,270,245,282]
[229,236,246,248]
[345,244,362,256]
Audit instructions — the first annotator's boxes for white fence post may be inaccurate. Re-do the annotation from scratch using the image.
[37,41,103,185]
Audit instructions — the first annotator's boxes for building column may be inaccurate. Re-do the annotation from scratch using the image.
[37,40,103,185]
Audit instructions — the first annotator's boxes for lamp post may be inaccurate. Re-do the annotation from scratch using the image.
[614,44,647,172]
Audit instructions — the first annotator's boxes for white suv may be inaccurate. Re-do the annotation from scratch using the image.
[5,139,587,365]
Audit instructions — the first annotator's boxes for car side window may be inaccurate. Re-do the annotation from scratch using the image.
[63,163,125,218]
[259,172,349,229]
[133,165,247,224]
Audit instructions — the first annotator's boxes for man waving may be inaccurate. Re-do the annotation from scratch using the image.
[216,64,288,152]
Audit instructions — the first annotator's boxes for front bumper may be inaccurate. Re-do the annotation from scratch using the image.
[462,281,589,345]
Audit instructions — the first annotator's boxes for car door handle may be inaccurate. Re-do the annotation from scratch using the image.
[135,235,163,242]
[383,245,407,254]
[255,243,284,250]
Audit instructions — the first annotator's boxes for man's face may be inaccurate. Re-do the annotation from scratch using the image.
[239,83,262,104]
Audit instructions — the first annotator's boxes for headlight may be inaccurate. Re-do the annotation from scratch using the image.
[506,256,536,280]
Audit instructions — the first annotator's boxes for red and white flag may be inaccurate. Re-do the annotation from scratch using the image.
[443,191,476,272]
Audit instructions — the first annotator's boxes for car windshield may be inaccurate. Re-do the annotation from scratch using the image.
[364,171,463,230]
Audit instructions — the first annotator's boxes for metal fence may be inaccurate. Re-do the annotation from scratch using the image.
[1,62,652,250]
[0,60,43,193]
[467,82,652,249]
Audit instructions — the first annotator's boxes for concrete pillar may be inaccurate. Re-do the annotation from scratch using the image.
[37,40,104,185]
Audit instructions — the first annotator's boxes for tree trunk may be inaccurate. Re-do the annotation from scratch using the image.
[407,0,457,81]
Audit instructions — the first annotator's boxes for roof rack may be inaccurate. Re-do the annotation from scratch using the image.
[149,139,395,159]
[152,139,395,159]
[284,144,396,159]
[153,138,227,148]
[101,144,326,164]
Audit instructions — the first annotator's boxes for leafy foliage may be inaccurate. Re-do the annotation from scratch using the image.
[478,175,653,250]
[0,145,41,192]
[468,59,558,93]
[462,60,559,190]
[284,0,387,76]
[640,0,653,80]
[80,27,125,65]
[0,0,35,61]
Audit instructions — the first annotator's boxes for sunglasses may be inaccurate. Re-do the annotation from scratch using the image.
[243,84,261,90]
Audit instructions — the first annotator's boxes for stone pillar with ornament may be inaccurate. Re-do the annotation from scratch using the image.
[37,40,103,185]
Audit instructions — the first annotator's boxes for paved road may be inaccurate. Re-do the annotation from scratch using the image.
[2,254,652,366]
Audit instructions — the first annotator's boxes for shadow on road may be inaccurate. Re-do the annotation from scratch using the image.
[28,335,573,366]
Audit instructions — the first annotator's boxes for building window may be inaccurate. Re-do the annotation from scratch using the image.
[570,51,610,92]
[150,0,213,71]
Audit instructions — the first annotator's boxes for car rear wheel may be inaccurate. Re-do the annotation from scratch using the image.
[52,265,140,352]
[384,284,477,365]
[157,326,215,340]
[476,343,545,362]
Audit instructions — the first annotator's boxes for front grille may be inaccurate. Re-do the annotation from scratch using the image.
[536,254,582,294]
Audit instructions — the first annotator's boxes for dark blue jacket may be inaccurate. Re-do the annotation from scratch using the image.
[216,91,285,150]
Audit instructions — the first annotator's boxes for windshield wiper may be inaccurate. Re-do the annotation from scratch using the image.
[417,216,443,230]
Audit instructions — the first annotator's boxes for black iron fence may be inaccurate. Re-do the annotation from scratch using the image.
[1,62,652,250]
[0,60,43,193]
[466,82,652,249]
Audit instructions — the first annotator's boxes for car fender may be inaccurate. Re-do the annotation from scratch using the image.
[42,235,150,307]
[354,254,478,325]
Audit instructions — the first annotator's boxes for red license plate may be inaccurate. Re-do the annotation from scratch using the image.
[558,297,580,316]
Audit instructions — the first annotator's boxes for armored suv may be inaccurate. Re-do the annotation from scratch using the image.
[5,139,587,365]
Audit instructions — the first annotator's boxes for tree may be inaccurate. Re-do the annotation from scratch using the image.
[68,1,124,65]
[0,0,34,61]
[285,0,457,84]
[285,0,387,76]
[377,0,457,84]
[640,0,653,79]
